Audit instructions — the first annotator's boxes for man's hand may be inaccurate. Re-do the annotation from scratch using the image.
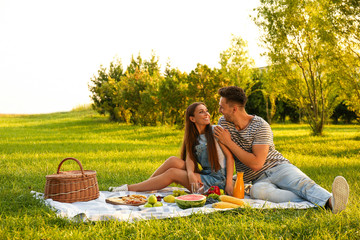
[213,126,232,147]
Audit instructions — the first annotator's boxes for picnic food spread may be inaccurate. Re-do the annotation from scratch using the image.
[104,185,246,210]
[106,194,147,206]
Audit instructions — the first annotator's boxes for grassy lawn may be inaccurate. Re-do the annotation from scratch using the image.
[0,110,359,239]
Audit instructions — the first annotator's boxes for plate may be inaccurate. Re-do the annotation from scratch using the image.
[105,195,147,206]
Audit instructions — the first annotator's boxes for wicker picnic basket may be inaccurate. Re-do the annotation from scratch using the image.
[44,158,99,203]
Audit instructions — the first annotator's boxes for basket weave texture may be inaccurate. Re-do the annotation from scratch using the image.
[44,158,99,203]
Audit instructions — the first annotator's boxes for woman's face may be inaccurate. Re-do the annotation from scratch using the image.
[190,104,210,126]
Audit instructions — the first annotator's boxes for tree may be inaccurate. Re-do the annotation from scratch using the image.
[255,0,343,135]
[88,58,125,121]
[219,35,256,97]
[158,63,189,125]
[119,53,163,125]
[326,0,360,117]
[253,66,283,124]
[187,64,223,121]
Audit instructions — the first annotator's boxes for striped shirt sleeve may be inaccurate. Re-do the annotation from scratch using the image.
[253,120,273,145]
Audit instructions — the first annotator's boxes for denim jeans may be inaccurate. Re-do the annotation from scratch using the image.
[250,163,331,206]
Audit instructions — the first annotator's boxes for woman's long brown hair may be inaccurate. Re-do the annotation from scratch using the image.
[180,102,220,172]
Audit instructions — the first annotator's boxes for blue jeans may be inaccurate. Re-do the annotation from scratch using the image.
[250,163,331,206]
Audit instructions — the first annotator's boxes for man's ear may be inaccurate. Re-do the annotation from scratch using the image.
[189,116,196,123]
[232,105,238,113]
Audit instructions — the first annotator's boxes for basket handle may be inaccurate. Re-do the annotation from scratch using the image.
[57,158,85,177]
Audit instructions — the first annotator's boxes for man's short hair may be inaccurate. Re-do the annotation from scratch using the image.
[218,86,247,106]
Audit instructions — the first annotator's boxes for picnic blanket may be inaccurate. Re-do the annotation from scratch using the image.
[31,187,315,222]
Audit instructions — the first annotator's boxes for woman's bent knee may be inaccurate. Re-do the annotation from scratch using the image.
[166,156,185,169]
[164,168,186,181]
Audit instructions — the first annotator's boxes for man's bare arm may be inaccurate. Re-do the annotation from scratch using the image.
[214,126,269,172]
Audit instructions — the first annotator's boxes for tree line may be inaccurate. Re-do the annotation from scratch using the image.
[89,0,359,135]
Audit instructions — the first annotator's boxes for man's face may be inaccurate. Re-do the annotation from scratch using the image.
[219,97,233,122]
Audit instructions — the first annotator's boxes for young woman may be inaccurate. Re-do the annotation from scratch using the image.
[109,102,235,195]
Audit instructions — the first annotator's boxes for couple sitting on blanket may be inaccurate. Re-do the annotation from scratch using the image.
[110,86,349,214]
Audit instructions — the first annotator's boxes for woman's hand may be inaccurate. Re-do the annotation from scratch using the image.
[225,184,234,196]
[187,172,199,185]
[213,126,232,147]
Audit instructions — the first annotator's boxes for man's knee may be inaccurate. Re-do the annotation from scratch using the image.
[250,182,273,199]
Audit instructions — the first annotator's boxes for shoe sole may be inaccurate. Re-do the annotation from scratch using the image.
[332,176,349,214]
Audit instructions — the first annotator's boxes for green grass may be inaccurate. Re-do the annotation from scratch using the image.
[0,110,359,239]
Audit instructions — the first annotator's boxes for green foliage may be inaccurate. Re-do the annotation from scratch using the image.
[257,0,340,135]
[187,64,223,121]
[89,53,164,125]
[252,66,285,124]
[0,111,359,239]
[325,0,360,116]
[88,31,357,129]
[219,35,255,95]
[88,58,126,121]
[331,101,359,124]
[254,0,359,134]
[89,36,259,126]
[158,64,189,125]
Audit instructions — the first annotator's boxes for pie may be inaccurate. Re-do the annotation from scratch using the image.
[106,194,147,205]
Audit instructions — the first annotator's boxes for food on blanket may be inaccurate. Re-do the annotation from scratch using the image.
[163,195,175,203]
[212,202,242,209]
[206,193,220,205]
[144,194,163,207]
[153,202,163,207]
[175,194,206,209]
[205,197,219,205]
[106,194,147,205]
[206,186,221,196]
[219,195,245,206]
[148,195,157,204]
[204,186,224,204]
[172,189,187,197]
[207,193,220,200]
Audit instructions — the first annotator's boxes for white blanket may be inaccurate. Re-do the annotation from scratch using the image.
[32,187,315,222]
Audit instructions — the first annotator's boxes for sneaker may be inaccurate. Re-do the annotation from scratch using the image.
[330,176,349,214]
[109,184,128,192]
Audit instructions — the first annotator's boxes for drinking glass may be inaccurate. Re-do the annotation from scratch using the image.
[191,183,204,194]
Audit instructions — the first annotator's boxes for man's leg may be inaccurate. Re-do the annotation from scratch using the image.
[265,163,331,206]
[250,181,305,203]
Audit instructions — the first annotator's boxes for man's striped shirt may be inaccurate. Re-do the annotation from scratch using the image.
[218,115,289,183]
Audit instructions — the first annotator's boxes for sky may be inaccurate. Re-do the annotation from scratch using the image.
[0,0,267,114]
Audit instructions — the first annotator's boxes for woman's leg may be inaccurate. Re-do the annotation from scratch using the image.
[150,156,186,178]
[128,168,200,192]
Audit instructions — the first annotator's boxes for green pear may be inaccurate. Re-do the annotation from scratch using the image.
[148,195,157,204]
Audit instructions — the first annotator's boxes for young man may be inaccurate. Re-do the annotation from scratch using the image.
[213,86,349,214]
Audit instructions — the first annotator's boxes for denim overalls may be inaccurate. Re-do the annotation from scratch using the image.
[195,134,226,190]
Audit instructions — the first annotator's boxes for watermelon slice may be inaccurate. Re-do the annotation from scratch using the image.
[175,194,206,209]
